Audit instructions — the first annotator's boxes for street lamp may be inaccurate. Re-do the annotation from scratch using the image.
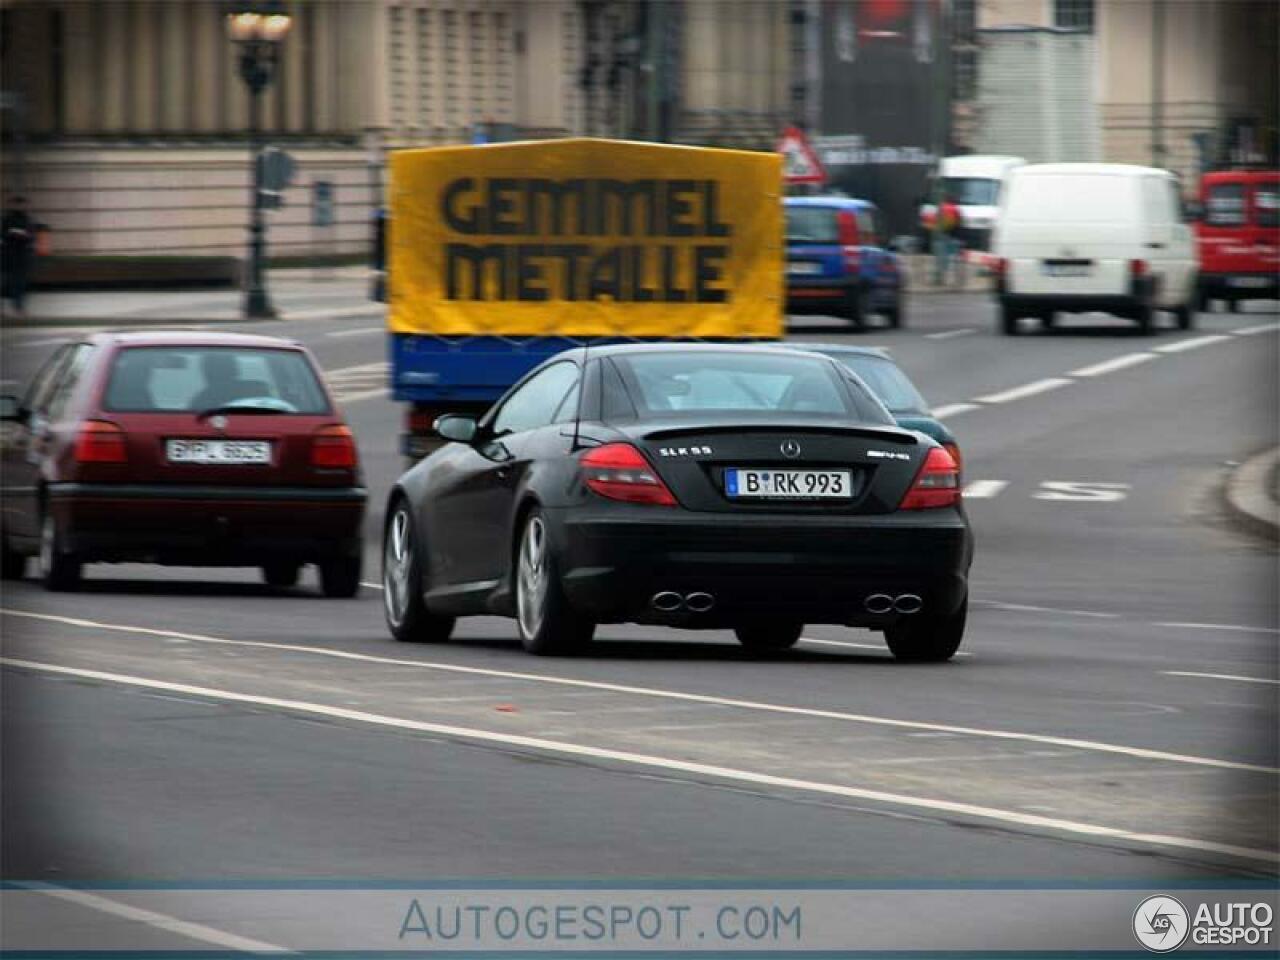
[226,2,292,319]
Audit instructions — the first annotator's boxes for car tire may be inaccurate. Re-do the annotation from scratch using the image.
[734,621,804,653]
[884,598,966,663]
[319,555,361,599]
[1172,302,1195,331]
[999,302,1019,335]
[39,512,81,592]
[262,563,300,588]
[843,286,867,329]
[884,289,905,329]
[1229,298,1241,313]
[1041,311,1056,330]
[383,500,454,643]
[515,508,594,656]
[1,531,27,580]
[1133,302,1155,335]
[1194,281,1211,313]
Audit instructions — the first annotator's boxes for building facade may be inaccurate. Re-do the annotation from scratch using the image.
[0,0,794,261]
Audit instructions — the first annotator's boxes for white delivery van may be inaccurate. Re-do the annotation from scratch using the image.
[920,155,1025,250]
[992,163,1197,335]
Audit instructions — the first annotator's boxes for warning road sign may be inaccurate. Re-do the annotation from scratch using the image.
[776,126,827,185]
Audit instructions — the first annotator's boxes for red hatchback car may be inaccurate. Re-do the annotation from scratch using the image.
[0,331,367,595]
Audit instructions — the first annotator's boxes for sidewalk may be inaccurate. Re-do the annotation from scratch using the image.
[1224,447,1280,542]
[3,267,381,329]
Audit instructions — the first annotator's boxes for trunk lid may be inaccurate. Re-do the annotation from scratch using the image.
[618,418,925,515]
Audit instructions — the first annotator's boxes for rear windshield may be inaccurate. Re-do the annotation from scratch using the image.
[103,346,330,414]
[609,351,891,424]
[1205,183,1247,226]
[1005,174,1137,223]
[942,177,1000,206]
[785,206,840,244]
[830,354,928,414]
[1255,183,1278,228]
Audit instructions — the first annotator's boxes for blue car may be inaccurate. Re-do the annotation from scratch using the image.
[785,196,906,329]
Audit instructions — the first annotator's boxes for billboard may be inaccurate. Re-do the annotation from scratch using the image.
[817,0,941,237]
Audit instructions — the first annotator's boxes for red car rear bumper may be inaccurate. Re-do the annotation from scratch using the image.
[48,483,366,566]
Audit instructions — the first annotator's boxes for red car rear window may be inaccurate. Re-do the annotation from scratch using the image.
[102,346,331,414]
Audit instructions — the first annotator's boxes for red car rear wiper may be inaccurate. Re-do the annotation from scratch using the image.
[195,403,285,421]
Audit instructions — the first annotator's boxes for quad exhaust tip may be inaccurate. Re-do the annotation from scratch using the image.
[650,591,716,614]
[865,593,924,615]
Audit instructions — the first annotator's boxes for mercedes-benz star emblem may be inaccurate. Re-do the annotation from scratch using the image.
[780,440,802,459]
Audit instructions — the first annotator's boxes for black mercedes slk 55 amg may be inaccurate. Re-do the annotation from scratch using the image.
[382,344,973,660]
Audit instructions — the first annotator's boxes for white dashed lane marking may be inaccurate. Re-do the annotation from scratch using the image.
[924,328,976,340]
[931,403,980,419]
[1163,671,1280,686]
[961,480,1008,499]
[1154,335,1233,354]
[973,377,1072,405]
[1069,353,1156,378]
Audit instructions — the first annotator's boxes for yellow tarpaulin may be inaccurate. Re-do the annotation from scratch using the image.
[388,138,782,338]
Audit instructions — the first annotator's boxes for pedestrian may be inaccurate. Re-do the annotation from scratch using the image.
[2,195,36,319]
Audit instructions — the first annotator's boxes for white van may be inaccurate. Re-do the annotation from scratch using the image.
[992,163,1197,335]
[921,155,1025,250]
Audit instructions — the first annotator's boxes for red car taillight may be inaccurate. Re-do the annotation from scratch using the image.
[837,209,861,272]
[311,425,358,468]
[74,421,127,464]
[942,441,963,479]
[899,446,961,510]
[580,443,676,506]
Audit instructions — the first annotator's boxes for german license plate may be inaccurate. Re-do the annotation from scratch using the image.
[725,468,852,500]
[1042,262,1092,277]
[787,261,822,276]
[166,439,272,465]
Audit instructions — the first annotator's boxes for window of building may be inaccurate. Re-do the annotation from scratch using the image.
[952,0,977,101]
[1053,0,1094,33]
[416,8,431,129]
[389,4,406,128]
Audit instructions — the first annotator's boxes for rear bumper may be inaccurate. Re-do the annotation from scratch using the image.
[1199,272,1280,297]
[1000,293,1147,315]
[48,483,366,565]
[549,504,972,628]
[785,275,857,311]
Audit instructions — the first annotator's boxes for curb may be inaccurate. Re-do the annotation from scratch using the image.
[1224,446,1280,542]
[2,304,386,331]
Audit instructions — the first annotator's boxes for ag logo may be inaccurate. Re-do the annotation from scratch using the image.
[1133,895,1190,952]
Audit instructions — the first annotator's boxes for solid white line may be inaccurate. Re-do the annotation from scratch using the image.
[801,636,973,658]
[1156,621,1280,635]
[2,607,1269,774]
[31,885,289,953]
[981,601,1119,620]
[1163,671,1280,686]
[1230,322,1280,336]
[5,658,1275,864]
[1068,353,1156,378]
[360,580,384,590]
[335,387,389,405]
[962,480,1008,499]
[925,328,976,340]
[324,326,384,338]
[1153,334,1232,354]
[974,377,1072,405]
[931,403,980,419]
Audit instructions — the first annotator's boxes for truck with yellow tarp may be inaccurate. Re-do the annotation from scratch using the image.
[385,138,782,458]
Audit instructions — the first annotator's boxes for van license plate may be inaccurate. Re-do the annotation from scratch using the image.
[1042,262,1092,277]
[167,439,272,465]
[725,469,852,500]
[787,261,822,276]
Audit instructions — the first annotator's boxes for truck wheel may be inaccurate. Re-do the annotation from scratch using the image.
[999,303,1019,336]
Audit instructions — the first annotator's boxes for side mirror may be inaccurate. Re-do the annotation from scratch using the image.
[433,414,478,444]
[0,395,25,423]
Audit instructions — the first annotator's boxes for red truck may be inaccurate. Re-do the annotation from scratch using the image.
[1195,168,1279,311]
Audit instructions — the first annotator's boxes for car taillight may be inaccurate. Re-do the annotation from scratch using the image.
[837,210,860,272]
[942,441,963,479]
[74,421,127,464]
[899,446,961,510]
[311,425,358,468]
[1130,258,1149,277]
[580,443,676,506]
